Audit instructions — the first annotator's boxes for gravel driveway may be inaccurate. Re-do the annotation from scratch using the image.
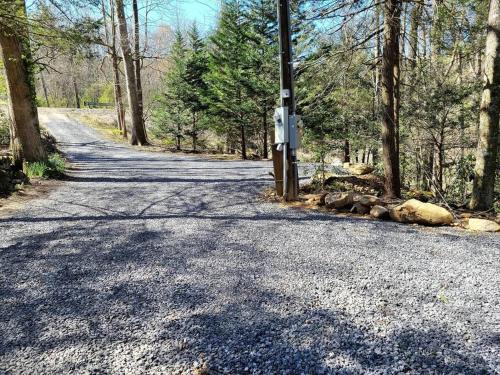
[0,109,499,374]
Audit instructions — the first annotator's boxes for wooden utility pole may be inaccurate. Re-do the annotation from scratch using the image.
[273,0,299,200]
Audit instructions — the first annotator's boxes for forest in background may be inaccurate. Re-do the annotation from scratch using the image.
[0,0,498,211]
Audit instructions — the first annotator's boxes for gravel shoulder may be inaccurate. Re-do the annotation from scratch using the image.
[0,108,498,374]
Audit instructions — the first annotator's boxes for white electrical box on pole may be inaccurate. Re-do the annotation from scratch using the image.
[273,0,299,201]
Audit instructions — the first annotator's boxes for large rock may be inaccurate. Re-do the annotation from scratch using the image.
[467,218,500,232]
[370,205,389,219]
[351,203,370,215]
[356,194,381,207]
[389,199,454,226]
[347,164,374,176]
[324,192,357,209]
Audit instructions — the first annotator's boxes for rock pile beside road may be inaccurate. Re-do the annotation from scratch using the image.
[0,156,29,196]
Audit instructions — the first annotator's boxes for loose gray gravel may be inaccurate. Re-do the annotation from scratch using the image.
[0,109,499,375]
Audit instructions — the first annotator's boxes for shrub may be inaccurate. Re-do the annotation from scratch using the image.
[24,153,66,179]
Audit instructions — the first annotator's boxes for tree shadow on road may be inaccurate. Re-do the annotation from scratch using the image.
[0,213,495,374]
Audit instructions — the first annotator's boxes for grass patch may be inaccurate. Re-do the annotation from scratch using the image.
[24,153,66,179]
[71,114,127,144]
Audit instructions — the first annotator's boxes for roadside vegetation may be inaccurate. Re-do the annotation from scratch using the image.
[24,153,65,179]
[0,107,66,197]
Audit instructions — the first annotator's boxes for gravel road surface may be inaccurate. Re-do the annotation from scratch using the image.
[1,109,499,374]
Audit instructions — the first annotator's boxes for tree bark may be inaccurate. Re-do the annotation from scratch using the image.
[262,104,268,159]
[0,8,46,167]
[372,146,379,165]
[380,0,402,198]
[421,143,434,191]
[240,123,247,160]
[471,0,500,210]
[344,139,350,163]
[40,72,50,107]
[192,112,197,152]
[115,0,147,145]
[393,2,402,157]
[111,51,126,137]
[104,0,127,138]
[375,4,382,111]
[72,73,80,108]
[408,2,422,70]
[132,0,147,140]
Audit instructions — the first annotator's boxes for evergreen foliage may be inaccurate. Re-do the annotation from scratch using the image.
[152,31,191,151]
[203,0,258,159]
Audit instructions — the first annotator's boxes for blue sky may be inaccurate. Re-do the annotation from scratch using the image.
[173,0,220,31]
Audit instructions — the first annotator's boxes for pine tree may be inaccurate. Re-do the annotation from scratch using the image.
[243,0,279,158]
[204,0,257,160]
[184,23,209,152]
[152,31,190,150]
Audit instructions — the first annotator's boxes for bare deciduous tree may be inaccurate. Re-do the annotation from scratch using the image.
[115,0,148,145]
[0,0,46,167]
[470,0,500,210]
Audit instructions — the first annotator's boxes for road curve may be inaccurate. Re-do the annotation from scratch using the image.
[0,109,498,374]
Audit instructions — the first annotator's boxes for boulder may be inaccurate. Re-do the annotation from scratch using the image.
[467,218,500,232]
[356,194,381,207]
[303,194,323,205]
[348,164,374,176]
[351,203,370,215]
[406,189,434,202]
[389,199,454,226]
[324,192,357,209]
[370,205,390,219]
[319,193,328,206]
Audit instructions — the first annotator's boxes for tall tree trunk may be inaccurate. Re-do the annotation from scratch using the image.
[470,0,500,210]
[344,139,350,163]
[40,72,50,107]
[132,0,147,141]
[104,0,127,138]
[393,2,402,157]
[176,119,181,151]
[380,0,402,198]
[240,123,247,160]
[111,52,126,137]
[375,4,382,112]
[372,146,379,165]
[262,104,268,159]
[421,143,434,191]
[0,5,46,167]
[475,50,482,78]
[408,2,422,70]
[72,73,81,109]
[436,131,445,193]
[192,111,197,152]
[458,52,467,202]
[115,0,147,145]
